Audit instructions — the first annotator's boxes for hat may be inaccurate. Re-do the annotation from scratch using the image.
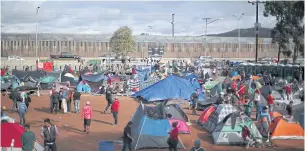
[194,140,200,145]
[86,101,91,105]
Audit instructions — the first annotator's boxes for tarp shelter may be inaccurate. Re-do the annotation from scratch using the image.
[130,104,185,150]
[55,81,70,91]
[132,75,195,102]
[200,104,237,132]
[136,67,151,82]
[269,112,304,139]
[77,81,91,93]
[212,113,262,145]
[80,73,106,94]
[1,123,44,151]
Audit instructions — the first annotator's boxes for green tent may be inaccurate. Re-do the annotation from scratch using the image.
[212,113,262,145]
[40,76,56,83]
[204,81,219,90]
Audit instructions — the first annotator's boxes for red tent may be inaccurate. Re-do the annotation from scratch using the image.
[1,123,24,148]
[1,123,44,151]
[197,106,216,125]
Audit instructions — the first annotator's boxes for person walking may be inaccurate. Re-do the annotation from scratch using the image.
[104,85,116,114]
[73,89,81,113]
[18,97,27,126]
[122,121,134,151]
[168,122,179,151]
[67,89,73,113]
[82,101,92,134]
[284,84,292,101]
[267,91,274,112]
[21,124,36,151]
[40,118,58,151]
[254,89,261,120]
[244,96,254,118]
[111,97,119,125]
[190,90,199,115]
[258,106,271,142]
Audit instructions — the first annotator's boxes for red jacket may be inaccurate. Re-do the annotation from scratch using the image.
[238,85,245,96]
[111,100,119,112]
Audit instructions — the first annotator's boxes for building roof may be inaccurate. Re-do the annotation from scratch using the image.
[1,33,274,44]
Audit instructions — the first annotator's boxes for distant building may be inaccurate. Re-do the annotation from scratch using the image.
[1,33,282,58]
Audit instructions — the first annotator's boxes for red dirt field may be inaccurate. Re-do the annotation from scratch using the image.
[1,95,304,151]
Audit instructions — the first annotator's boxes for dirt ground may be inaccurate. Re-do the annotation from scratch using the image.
[1,94,304,151]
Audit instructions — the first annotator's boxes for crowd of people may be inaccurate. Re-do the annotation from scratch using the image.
[2,59,302,151]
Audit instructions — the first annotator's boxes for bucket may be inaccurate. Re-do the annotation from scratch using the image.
[299,114,304,129]
[98,141,114,151]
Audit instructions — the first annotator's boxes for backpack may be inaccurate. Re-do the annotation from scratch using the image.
[52,92,60,104]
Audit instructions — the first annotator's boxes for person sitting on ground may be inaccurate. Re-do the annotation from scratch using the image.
[285,101,294,122]
[190,140,205,151]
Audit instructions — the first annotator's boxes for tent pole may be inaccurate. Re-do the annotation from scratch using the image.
[135,107,146,150]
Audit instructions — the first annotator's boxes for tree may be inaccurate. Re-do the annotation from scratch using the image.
[263,1,304,63]
[109,26,136,57]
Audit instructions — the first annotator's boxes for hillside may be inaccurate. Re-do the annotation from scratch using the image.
[208,27,272,38]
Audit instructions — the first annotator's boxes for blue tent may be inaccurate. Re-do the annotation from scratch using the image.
[77,82,91,93]
[130,104,184,150]
[184,74,198,80]
[184,74,205,101]
[132,75,195,102]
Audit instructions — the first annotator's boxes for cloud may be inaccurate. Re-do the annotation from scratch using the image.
[1,1,277,35]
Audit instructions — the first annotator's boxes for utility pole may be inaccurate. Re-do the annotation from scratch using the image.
[35,7,40,59]
[233,13,244,58]
[171,13,176,56]
[248,0,264,62]
[171,13,175,37]
[202,17,223,64]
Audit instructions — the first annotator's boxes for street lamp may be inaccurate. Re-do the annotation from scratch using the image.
[35,7,40,59]
[147,26,153,57]
[202,17,223,64]
[233,13,244,58]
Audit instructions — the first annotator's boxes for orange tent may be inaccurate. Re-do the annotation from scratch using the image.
[269,112,304,139]
[252,75,260,80]
[232,75,240,81]
[197,106,216,125]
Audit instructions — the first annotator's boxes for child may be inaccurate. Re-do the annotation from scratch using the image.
[82,101,92,134]
[190,140,205,151]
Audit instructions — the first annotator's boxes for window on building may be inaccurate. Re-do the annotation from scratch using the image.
[80,42,83,47]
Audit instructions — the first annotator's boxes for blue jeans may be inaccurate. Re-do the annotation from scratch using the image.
[19,112,26,125]
[74,100,80,113]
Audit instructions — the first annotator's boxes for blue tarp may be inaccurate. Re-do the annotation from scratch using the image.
[132,75,195,102]
[184,74,205,101]
[81,73,106,83]
[184,74,198,80]
[136,68,151,82]
[77,82,91,93]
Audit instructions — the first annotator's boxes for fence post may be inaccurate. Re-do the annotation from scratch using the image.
[60,66,62,71]
[30,66,32,71]
[15,66,17,70]
[23,66,25,71]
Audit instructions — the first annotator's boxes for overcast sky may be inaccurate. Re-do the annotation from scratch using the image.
[1,1,277,36]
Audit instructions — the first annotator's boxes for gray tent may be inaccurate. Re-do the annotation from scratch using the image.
[212,112,262,145]
[200,104,237,132]
[130,104,185,150]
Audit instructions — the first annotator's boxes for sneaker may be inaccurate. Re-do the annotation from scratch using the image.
[265,140,269,143]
